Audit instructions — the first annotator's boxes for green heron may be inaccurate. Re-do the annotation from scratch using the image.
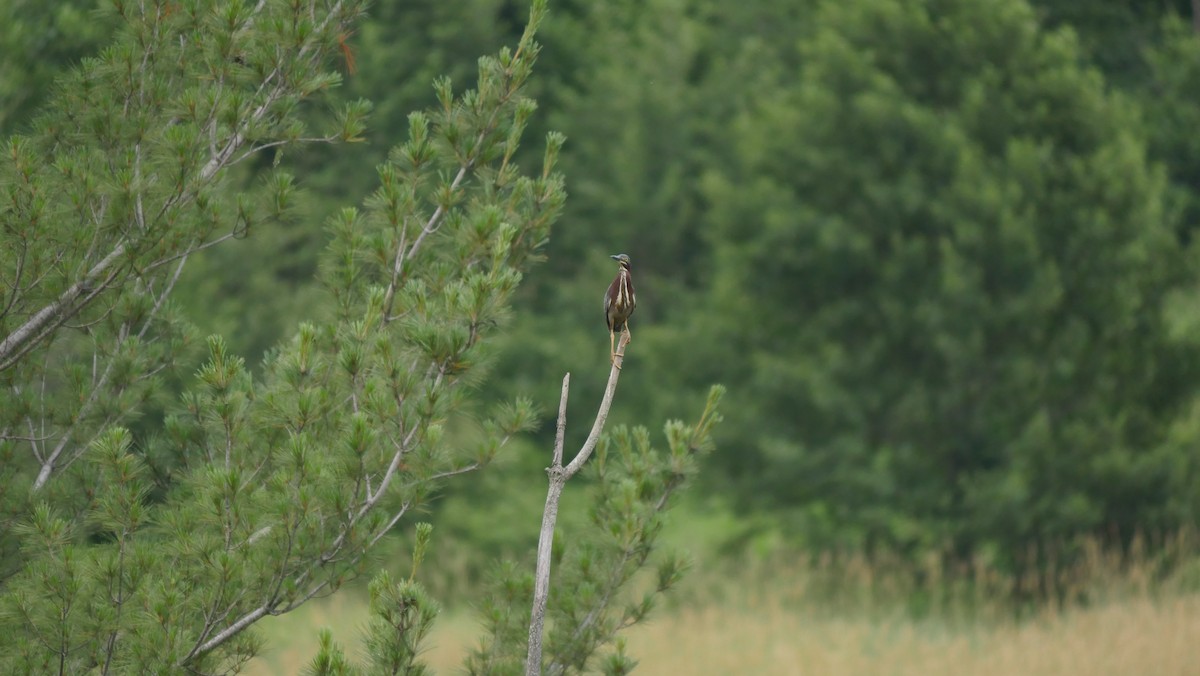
[604,253,636,366]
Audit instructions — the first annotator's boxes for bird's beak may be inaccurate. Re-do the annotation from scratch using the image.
[610,254,620,261]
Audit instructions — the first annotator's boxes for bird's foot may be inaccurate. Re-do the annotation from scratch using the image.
[610,353,622,370]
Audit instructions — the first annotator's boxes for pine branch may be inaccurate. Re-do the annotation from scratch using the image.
[7,0,369,497]
[0,243,127,373]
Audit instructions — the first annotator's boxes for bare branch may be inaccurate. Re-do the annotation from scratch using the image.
[525,373,571,676]
[564,334,628,479]
[526,333,630,676]
[552,375,569,468]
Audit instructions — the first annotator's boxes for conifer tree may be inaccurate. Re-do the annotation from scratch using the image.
[0,0,722,671]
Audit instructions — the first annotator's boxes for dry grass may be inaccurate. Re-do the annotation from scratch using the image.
[245,593,478,675]
[621,592,1200,675]
[245,534,1200,674]
[245,583,1200,675]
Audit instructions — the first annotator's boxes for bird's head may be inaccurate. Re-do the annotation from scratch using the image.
[610,253,632,269]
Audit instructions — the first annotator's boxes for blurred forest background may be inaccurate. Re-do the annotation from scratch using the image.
[6,0,1200,671]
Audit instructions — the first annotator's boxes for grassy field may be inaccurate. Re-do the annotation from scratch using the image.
[620,593,1200,675]
[245,550,1200,675]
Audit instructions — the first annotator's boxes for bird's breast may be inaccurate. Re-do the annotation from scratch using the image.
[618,271,635,308]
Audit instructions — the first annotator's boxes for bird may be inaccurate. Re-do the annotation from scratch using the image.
[604,253,636,367]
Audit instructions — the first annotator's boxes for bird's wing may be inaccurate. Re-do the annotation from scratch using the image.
[604,277,619,312]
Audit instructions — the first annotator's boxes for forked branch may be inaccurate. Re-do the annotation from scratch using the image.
[524,333,630,676]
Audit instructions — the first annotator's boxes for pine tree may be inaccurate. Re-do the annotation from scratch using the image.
[1,0,723,671]
[697,0,1200,560]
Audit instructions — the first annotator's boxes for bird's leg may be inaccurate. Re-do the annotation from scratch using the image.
[610,330,623,369]
[624,323,632,344]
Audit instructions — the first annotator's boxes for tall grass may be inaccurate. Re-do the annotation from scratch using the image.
[622,592,1200,675]
[684,531,1200,621]
[245,532,1200,674]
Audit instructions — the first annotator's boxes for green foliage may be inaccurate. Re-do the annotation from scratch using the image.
[1143,16,1200,239]
[0,1,617,671]
[177,0,533,368]
[469,0,1200,578]
[1026,0,1195,86]
[0,0,117,133]
[5,429,178,673]
[696,0,1199,560]
[0,0,366,583]
[360,571,440,676]
[8,1,1200,671]
[306,569,441,676]
[466,560,536,675]
[306,629,358,676]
